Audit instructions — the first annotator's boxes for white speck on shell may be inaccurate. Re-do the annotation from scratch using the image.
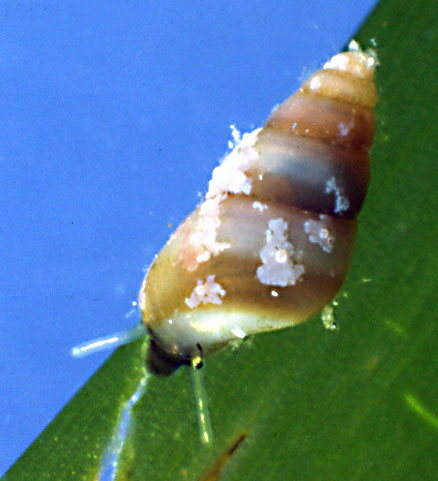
[338,121,354,137]
[325,176,350,214]
[309,77,322,91]
[231,326,247,339]
[252,201,268,212]
[348,39,360,52]
[185,275,226,309]
[304,214,335,253]
[257,218,305,287]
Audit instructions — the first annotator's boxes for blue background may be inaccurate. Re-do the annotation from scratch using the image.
[0,0,378,474]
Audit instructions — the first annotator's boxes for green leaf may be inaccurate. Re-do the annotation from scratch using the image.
[5,0,438,479]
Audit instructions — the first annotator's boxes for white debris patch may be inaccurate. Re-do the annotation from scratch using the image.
[185,275,226,309]
[338,121,355,137]
[348,39,361,52]
[324,40,377,80]
[309,76,322,91]
[231,325,247,339]
[227,124,242,149]
[325,177,350,214]
[252,201,268,212]
[257,218,305,287]
[324,53,352,72]
[207,128,262,199]
[304,214,335,253]
[186,196,231,270]
[179,127,260,272]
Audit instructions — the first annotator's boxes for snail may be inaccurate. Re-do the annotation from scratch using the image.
[72,41,378,446]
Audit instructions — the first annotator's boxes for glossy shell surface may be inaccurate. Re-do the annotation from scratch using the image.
[140,45,378,362]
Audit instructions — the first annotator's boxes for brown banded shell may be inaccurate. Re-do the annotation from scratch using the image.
[140,45,378,373]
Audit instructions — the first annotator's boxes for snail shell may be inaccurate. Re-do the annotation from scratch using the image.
[140,45,378,374]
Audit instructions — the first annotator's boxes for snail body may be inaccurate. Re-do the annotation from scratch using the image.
[72,43,378,446]
[140,44,378,372]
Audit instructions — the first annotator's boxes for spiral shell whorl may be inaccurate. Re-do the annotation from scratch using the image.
[253,49,376,219]
[140,46,377,364]
[306,49,378,107]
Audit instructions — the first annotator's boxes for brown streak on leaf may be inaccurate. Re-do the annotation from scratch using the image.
[200,432,247,481]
